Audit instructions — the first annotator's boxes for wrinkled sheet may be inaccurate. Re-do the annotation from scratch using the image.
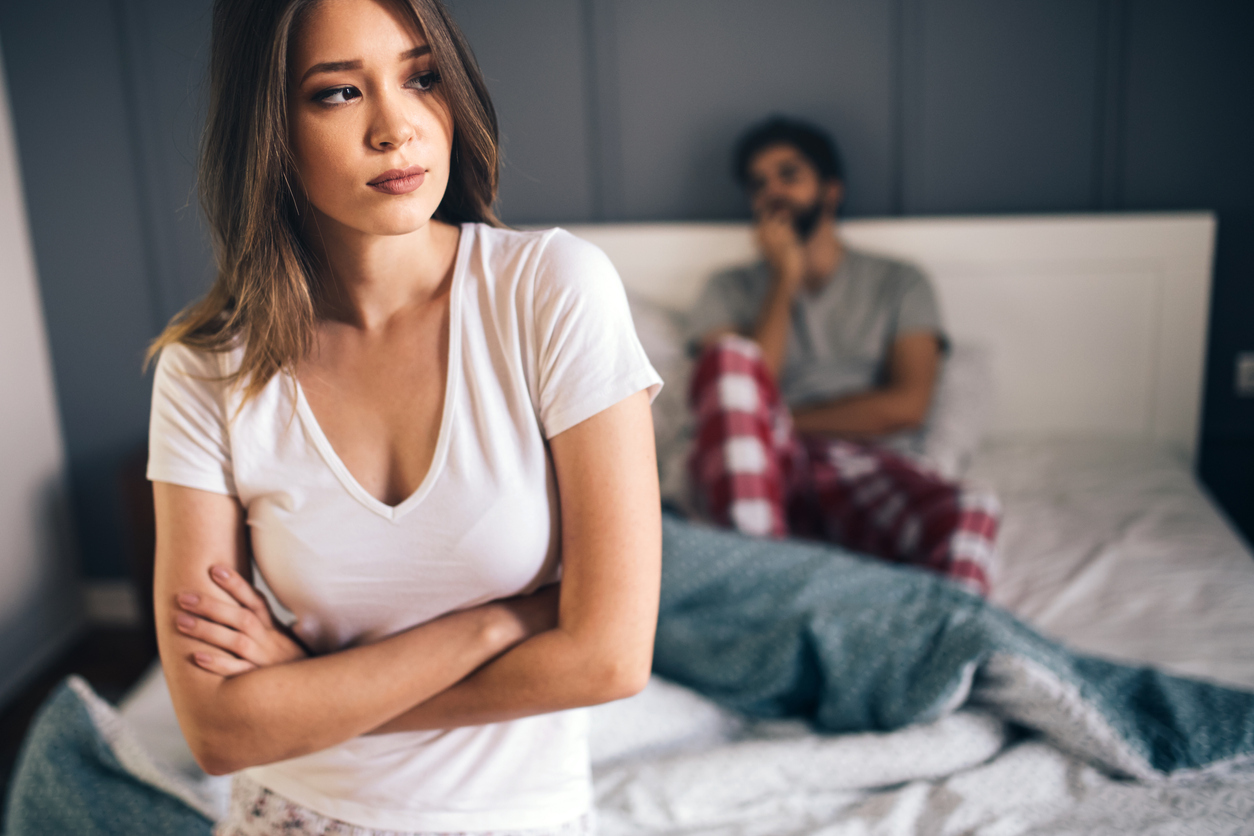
[592,439,1254,835]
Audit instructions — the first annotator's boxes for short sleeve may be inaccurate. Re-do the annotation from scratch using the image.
[532,231,663,439]
[894,264,944,339]
[682,266,762,355]
[147,343,237,495]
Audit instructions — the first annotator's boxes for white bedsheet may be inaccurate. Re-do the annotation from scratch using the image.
[974,439,1254,691]
[590,439,1254,834]
[118,439,1254,833]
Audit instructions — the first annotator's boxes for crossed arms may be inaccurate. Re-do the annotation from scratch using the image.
[154,390,661,775]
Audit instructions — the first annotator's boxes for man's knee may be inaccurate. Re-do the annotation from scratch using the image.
[690,334,781,411]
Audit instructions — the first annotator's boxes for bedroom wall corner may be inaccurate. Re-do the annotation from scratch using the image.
[0,39,85,709]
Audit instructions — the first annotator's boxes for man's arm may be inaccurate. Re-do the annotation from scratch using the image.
[748,208,805,377]
[695,209,805,374]
[792,331,941,439]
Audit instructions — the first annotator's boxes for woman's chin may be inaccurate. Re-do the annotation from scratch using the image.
[324,209,443,240]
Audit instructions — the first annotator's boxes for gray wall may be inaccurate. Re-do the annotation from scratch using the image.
[0,38,83,708]
[1,0,1251,579]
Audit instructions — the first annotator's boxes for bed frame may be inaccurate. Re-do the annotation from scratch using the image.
[566,212,1216,464]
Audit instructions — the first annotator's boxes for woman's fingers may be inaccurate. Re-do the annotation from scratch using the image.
[209,565,274,623]
[177,592,262,638]
[192,650,256,677]
[176,612,262,665]
[175,589,309,668]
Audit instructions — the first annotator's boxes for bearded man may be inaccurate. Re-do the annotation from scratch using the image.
[683,116,999,595]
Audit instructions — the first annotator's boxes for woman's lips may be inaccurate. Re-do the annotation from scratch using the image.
[368,166,426,195]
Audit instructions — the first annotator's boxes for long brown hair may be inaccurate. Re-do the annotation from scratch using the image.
[148,0,501,402]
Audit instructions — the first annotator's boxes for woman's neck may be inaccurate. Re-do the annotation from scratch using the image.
[305,215,461,331]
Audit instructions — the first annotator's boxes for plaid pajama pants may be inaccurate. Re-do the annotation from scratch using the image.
[687,335,999,595]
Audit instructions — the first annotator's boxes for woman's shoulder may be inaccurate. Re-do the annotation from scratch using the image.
[465,224,622,305]
[155,339,238,373]
[470,222,609,266]
[152,340,247,397]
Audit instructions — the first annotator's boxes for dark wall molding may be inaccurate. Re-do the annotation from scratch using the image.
[1094,0,1127,210]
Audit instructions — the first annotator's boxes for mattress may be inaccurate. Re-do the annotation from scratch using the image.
[974,438,1254,690]
[115,438,1254,834]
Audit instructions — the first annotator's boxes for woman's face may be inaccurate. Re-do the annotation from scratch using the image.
[287,0,453,238]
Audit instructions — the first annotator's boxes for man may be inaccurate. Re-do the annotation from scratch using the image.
[684,116,998,594]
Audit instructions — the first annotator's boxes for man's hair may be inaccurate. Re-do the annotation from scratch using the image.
[732,116,844,187]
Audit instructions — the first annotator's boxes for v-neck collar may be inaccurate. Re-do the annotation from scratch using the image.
[293,224,472,523]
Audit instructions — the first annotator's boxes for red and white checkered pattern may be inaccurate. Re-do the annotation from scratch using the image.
[688,335,998,596]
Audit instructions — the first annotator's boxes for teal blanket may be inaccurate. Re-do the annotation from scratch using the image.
[654,513,1254,779]
[3,679,213,836]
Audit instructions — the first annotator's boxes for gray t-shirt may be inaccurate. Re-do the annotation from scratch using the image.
[685,249,943,407]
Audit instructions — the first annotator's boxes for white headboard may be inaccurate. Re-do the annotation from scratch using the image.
[565,213,1216,463]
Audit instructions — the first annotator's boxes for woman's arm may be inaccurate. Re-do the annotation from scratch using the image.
[369,388,661,732]
[154,483,550,775]
[169,388,660,749]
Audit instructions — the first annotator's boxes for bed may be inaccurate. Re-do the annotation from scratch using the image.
[568,213,1254,833]
[12,212,1254,835]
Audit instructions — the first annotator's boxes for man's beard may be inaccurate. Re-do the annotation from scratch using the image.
[765,196,826,241]
[791,199,824,241]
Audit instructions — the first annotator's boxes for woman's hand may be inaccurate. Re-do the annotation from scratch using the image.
[495,583,561,639]
[175,565,309,676]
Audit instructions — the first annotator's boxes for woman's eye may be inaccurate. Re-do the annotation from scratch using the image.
[314,86,361,105]
[405,72,441,92]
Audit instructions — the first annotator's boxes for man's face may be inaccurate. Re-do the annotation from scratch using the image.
[745,144,841,240]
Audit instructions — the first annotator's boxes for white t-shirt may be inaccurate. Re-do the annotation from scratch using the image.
[147,224,661,832]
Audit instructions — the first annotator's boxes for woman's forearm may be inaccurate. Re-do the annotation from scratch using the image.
[168,602,526,775]
[376,395,663,734]
[370,618,652,734]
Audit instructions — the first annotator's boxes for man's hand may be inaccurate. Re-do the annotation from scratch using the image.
[755,205,806,296]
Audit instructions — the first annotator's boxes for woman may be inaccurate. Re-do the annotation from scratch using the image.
[147,0,662,833]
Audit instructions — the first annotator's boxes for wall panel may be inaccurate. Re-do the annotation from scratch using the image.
[117,0,215,322]
[444,0,597,224]
[604,0,896,220]
[904,0,1106,214]
[0,3,163,578]
[1119,0,1254,537]
[0,38,83,707]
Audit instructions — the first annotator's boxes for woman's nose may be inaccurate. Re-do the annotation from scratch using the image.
[368,92,416,150]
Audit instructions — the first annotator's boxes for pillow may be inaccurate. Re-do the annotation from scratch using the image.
[881,343,996,479]
[627,293,696,506]
[3,676,217,835]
